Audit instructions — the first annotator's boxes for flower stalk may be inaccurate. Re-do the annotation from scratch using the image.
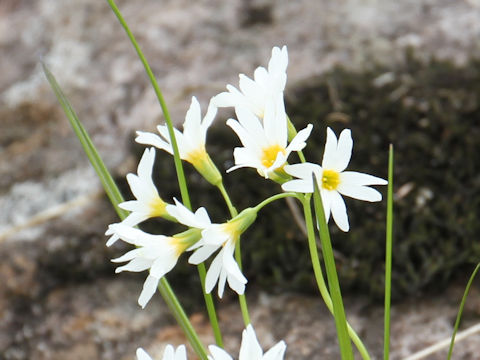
[302,194,371,360]
[105,0,222,351]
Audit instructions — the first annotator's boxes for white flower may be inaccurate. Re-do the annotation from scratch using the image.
[213,46,288,119]
[227,96,313,180]
[108,224,201,308]
[136,96,222,185]
[136,345,187,360]
[106,148,168,246]
[167,201,256,298]
[208,324,286,360]
[282,127,387,232]
[191,208,256,297]
[166,198,212,230]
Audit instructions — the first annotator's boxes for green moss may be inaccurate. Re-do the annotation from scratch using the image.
[285,53,480,300]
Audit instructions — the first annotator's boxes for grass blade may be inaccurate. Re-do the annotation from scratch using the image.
[384,144,394,360]
[43,63,209,360]
[312,181,354,360]
[42,63,128,220]
[447,262,480,360]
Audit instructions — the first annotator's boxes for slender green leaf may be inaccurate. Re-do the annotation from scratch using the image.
[447,263,480,359]
[384,144,394,360]
[302,195,371,360]
[43,64,209,360]
[312,180,354,360]
[42,63,128,220]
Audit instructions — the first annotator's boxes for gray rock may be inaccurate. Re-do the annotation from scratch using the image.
[2,0,480,359]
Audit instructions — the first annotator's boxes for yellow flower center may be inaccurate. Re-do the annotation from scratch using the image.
[185,147,208,165]
[149,197,167,217]
[223,222,241,244]
[322,169,340,190]
[171,229,203,256]
[168,237,186,257]
[261,144,286,168]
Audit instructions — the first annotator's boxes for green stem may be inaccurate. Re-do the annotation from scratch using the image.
[447,263,480,360]
[310,189,353,360]
[217,182,238,217]
[106,0,222,351]
[197,263,223,347]
[235,241,251,326]
[384,145,394,360]
[158,279,208,359]
[302,195,371,360]
[106,0,190,208]
[254,192,301,213]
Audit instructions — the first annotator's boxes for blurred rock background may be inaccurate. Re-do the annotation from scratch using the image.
[1,0,480,359]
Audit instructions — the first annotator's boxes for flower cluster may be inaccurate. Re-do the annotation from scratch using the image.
[137,325,286,360]
[105,45,387,359]
[106,45,386,308]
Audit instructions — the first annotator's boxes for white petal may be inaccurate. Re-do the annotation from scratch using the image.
[162,345,175,360]
[188,244,219,264]
[263,341,287,360]
[166,198,211,229]
[138,275,159,308]
[174,345,187,360]
[263,96,287,147]
[150,254,178,279]
[329,191,349,232]
[227,119,261,152]
[217,268,228,298]
[126,174,148,202]
[284,162,319,180]
[211,91,236,108]
[281,179,313,193]
[285,124,313,153]
[137,148,156,180]
[268,46,288,78]
[112,248,144,264]
[239,74,262,104]
[115,257,153,273]
[230,147,263,172]
[202,98,218,130]
[136,131,172,154]
[239,324,263,360]
[183,97,204,146]
[226,273,246,296]
[334,129,353,172]
[321,127,338,169]
[116,211,149,230]
[105,233,120,247]
[202,226,230,246]
[118,200,142,212]
[223,249,247,290]
[232,108,267,147]
[185,96,201,129]
[109,224,162,247]
[136,348,153,360]
[157,125,189,158]
[208,345,233,360]
[253,66,269,85]
[337,184,383,202]
[205,253,223,294]
[320,189,332,223]
[340,171,388,186]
